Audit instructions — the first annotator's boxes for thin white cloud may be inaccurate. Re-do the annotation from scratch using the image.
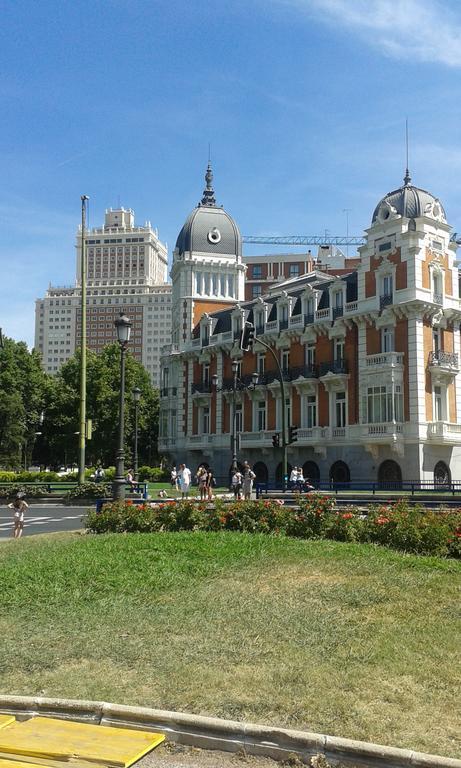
[284,0,461,68]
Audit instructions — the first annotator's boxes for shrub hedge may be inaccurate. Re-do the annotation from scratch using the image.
[85,495,461,558]
[66,482,112,500]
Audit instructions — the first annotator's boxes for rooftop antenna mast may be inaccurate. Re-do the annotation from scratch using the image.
[404,118,411,186]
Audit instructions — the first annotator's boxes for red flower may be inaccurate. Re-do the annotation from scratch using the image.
[341,512,353,520]
[376,516,390,525]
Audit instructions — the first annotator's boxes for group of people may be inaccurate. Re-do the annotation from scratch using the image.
[289,466,315,492]
[170,461,257,501]
[231,461,256,500]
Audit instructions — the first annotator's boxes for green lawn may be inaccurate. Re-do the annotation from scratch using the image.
[0,532,459,758]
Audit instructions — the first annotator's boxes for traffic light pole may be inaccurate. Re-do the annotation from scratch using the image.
[252,337,288,489]
[231,363,238,473]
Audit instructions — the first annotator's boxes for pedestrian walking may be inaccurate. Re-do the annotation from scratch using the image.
[170,466,178,490]
[196,465,208,501]
[231,468,243,500]
[242,461,256,500]
[9,494,28,539]
[178,463,192,498]
[205,467,215,500]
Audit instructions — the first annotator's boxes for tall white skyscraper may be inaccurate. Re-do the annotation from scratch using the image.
[35,207,172,386]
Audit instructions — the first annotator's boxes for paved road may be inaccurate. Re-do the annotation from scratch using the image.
[0,505,86,540]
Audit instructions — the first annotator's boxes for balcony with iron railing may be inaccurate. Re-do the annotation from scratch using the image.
[379,293,393,310]
[319,358,348,376]
[332,306,344,321]
[279,319,289,330]
[433,293,443,305]
[191,382,213,394]
[304,313,314,325]
[290,363,319,379]
[428,350,459,369]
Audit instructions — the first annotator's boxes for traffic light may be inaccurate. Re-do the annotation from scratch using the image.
[272,433,280,448]
[240,321,256,351]
[289,425,298,444]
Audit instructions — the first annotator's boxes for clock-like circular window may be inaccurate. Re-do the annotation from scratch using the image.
[207,227,221,244]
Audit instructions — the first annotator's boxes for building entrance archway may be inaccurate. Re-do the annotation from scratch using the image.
[329,460,350,486]
[378,460,402,489]
[434,461,451,488]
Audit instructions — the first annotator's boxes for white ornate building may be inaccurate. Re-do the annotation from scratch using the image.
[159,167,461,485]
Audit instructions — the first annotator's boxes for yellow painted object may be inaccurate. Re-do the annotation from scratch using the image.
[0,719,14,731]
[0,716,165,767]
[0,760,55,768]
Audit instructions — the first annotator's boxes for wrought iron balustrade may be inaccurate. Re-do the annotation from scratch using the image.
[379,293,393,310]
[290,363,319,379]
[332,306,344,320]
[279,319,289,330]
[191,382,212,394]
[433,293,443,305]
[319,358,348,375]
[429,350,459,367]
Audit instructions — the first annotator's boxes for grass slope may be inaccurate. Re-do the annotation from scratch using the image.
[0,532,459,758]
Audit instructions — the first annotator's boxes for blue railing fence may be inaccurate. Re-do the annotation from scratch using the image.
[255,480,461,497]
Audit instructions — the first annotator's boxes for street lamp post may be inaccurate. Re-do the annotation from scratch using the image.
[112,313,132,501]
[212,365,258,476]
[132,386,141,482]
[231,359,239,473]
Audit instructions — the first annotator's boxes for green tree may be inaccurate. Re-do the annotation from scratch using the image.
[0,338,49,468]
[41,344,159,468]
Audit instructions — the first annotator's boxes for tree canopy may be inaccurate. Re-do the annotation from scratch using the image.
[0,337,159,469]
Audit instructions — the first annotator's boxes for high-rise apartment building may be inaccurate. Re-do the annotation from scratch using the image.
[35,207,172,386]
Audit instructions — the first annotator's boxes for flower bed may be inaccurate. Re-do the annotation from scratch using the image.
[84,495,461,558]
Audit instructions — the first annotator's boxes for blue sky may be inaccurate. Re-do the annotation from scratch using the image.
[1,0,461,346]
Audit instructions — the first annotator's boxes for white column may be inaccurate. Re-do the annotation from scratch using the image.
[407,316,426,425]
[454,328,461,423]
[356,320,367,423]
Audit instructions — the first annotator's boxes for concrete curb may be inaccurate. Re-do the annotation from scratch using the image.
[0,696,458,768]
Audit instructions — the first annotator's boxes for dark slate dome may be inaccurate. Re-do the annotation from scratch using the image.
[175,165,242,258]
[372,171,446,224]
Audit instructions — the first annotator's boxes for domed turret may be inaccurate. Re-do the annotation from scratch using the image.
[372,170,446,225]
[175,164,241,259]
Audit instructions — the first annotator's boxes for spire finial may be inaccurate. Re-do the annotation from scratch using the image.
[404,118,411,186]
[200,161,216,206]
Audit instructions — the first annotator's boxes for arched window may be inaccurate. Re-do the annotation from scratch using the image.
[253,461,268,483]
[329,461,350,486]
[378,460,402,489]
[302,461,320,484]
[434,461,451,489]
[276,462,293,484]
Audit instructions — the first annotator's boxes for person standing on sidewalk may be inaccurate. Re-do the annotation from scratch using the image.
[179,463,192,498]
[9,494,28,539]
[242,461,256,500]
